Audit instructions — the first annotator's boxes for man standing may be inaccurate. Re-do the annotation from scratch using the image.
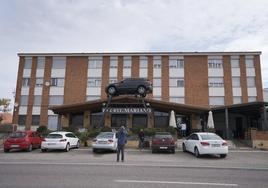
[117,126,127,162]
[181,122,187,137]
[138,129,145,150]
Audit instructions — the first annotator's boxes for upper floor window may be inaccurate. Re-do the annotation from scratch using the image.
[169,78,184,87]
[49,95,64,105]
[24,57,32,69]
[140,57,148,69]
[88,57,102,69]
[35,78,43,87]
[51,78,64,87]
[231,59,240,68]
[123,57,131,68]
[245,58,254,68]
[209,96,224,106]
[109,78,117,84]
[153,59,161,69]
[52,57,66,69]
[208,59,223,69]
[153,78,161,87]
[208,77,224,87]
[37,57,45,69]
[110,57,118,68]
[87,78,102,87]
[20,95,28,106]
[169,59,184,69]
[232,77,240,87]
[22,78,30,87]
[33,95,42,106]
[247,77,255,87]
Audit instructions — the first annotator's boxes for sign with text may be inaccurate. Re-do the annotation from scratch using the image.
[103,107,152,114]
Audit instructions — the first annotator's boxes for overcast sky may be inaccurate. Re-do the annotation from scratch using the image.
[0,0,268,101]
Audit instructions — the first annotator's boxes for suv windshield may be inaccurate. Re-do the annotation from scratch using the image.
[46,134,63,139]
[10,132,26,138]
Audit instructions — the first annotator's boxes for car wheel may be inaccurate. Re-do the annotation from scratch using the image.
[220,154,227,158]
[27,144,33,152]
[41,149,47,152]
[108,86,116,95]
[65,143,70,152]
[93,148,97,153]
[137,86,146,95]
[194,147,200,158]
[76,141,80,149]
[4,148,9,153]
[182,143,186,152]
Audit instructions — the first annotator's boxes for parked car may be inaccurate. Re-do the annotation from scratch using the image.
[92,132,117,153]
[105,78,153,97]
[151,132,176,153]
[182,132,228,158]
[41,131,80,152]
[4,131,42,152]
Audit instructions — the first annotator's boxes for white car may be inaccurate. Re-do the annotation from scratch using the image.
[92,132,117,153]
[41,131,80,152]
[182,132,228,158]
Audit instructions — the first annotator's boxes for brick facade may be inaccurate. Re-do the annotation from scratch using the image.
[240,55,248,103]
[223,55,233,105]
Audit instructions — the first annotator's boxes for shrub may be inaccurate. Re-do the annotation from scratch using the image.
[88,129,101,138]
[79,131,89,147]
[36,126,52,137]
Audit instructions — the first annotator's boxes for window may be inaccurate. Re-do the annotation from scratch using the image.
[209,97,225,106]
[86,95,99,101]
[140,57,148,68]
[132,115,147,128]
[37,57,45,69]
[153,78,161,87]
[154,111,169,128]
[109,78,117,84]
[88,57,103,69]
[169,59,184,68]
[18,115,26,126]
[52,57,66,69]
[90,112,103,128]
[22,78,30,87]
[153,59,161,69]
[208,59,223,69]
[32,115,40,126]
[245,58,254,68]
[170,78,184,87]
[35,78,43,87]
[48,115,58,130]
[33,95,42,106]
[233,97,242,104]
[248,96,256,102]
[20,95,28,106]
[110,57,118,68]
[208,77,224,87]
[123,57,131,68]
[49,96,64,105]
[232,77,240,87]
[70,114,83,129]
[169,97,185,103]
[231,59,240,68]
[51,78,64,87]
[247,77,255,87]
[87,78,102,87]
[24,57,32,69]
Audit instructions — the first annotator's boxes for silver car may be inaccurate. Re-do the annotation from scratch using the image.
[92,132,117,153]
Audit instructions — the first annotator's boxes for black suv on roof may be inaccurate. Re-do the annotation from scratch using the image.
[105,78,153,97]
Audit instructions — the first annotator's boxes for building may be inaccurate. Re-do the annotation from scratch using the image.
[13,52,268,139]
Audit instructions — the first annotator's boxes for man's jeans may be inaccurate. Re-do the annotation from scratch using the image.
[117,145,125,162]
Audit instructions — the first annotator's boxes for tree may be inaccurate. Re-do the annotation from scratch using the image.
[0,98,11,112]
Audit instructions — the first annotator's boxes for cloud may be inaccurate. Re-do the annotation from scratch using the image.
[1,0,268,100]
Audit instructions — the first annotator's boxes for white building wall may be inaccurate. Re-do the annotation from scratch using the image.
[49,87,65,95]
[248,87,257,96]
[32,107,41,115]
[51,69,66,77]
[34,87,43,95]
[231,68,241,76]
[109,68,117,77]
[153,69,161,77]
[23,69,31,77]
[21,88,29,95]
[209,88,225,96]
[87,87,101,95]
[139,69,148,78]
[169,88,184,96]
[208,69,224,77]
[153,87,161,96]
[88,69,102,77]
[169,69,184,77]
[246,68,256,77]
[123,69,131,77]
[232,88,242,96]
[19,107,28,115]
[36,69,45,77]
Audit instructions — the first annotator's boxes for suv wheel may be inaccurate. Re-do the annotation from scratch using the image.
[108,86,116,95]
[137,86,146,95]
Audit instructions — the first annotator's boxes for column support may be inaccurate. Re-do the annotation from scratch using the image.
[225,108,229,139]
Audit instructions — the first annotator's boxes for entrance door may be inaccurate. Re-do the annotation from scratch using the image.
[235,117,243,139]
[111,114,127,128]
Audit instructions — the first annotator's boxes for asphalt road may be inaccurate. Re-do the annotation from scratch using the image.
[0,149,268,188]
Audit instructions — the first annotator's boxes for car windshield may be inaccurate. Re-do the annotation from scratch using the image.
[97,132,114,139]
[200,134,222,140]
[10,132,26,138]
[46,134,63,139]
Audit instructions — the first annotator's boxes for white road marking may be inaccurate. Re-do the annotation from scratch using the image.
[114,179,238,187]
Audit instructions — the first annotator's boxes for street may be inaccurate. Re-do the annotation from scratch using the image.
[0,149,268,188]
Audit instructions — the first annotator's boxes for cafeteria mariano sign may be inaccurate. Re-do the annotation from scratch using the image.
[103,107,152,114]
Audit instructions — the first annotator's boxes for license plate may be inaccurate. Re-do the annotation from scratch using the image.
[212,144,221,147]
[48,143,56,145]
[160,147,167,149]
[98,141,107,144]
[10,145,19,148]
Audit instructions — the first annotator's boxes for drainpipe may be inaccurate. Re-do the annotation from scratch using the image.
[225,108,229,140]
